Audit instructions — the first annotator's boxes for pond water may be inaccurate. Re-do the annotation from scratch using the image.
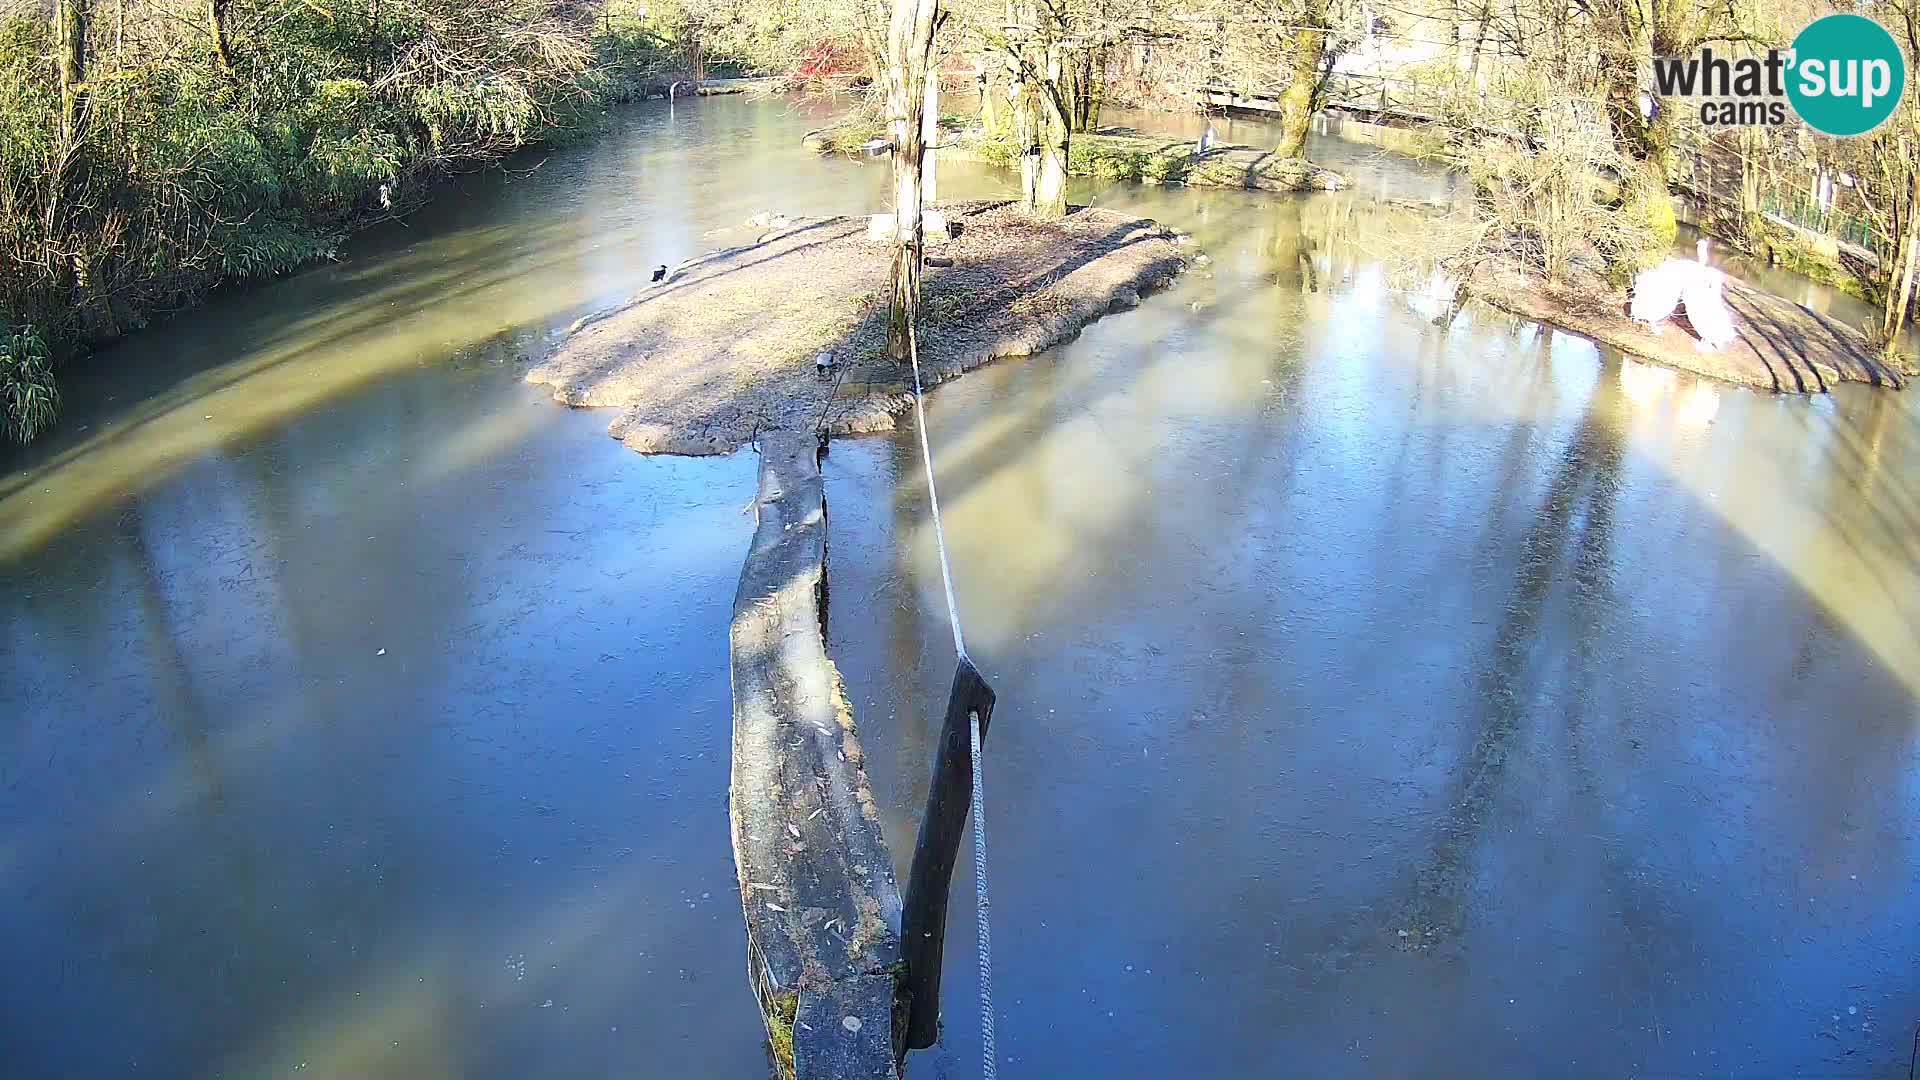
[3,95,1917,1078]
[0,93,933,1079]
[833,116,1920,1077]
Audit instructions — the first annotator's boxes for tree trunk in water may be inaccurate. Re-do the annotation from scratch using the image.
[884,0,939,364]
[979,69,997,134]
[1275,25,1324,160]
[1034,48,1068,220]
[209,0,235,72]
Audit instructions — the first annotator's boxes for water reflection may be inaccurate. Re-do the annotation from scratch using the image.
[829,128,1920,1076]
[0,94,973,1078]
[4,93,1918,1079]
[0,94,1015,563]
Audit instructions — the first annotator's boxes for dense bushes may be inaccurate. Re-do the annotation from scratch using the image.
[0,321,54,444]
[0,0,708,443]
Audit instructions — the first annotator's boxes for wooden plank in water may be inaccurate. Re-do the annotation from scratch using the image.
[900,657,997,1050]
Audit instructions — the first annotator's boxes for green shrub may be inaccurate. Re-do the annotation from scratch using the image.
[295,79,409,203]
[1070,137,1152,180]
[214,216,339,279]
[0,321,56,444]
[0,0,768,442]
[810,116,888,156]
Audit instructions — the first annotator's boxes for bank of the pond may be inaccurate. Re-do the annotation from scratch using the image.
[527,201,1189,454]
[805,120,1344,193]
[0,74,775,446]
[1469,259,1913,393]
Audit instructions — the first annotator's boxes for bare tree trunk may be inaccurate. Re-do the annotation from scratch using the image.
[1010,70,1038,213]
[1057,47,1079,131]
[1057,46,1101,133]
[1034,47,1068,220]
[1881,166,1920,343]
[1645,101,1679,190]
[1737,127,1769,255]
[55,0,90,148]
[114,0,123,139]
[209,0,236,73]
[50,0,92,331]
[1275,24,1324,160]
[1600,22,1651,161]
[1076,49,1093,130]
[885,0,939,363]
[1080,46,1104,131]
[366,0,379,79]
[1000,0,1037,213]
[1464,0,1491,89]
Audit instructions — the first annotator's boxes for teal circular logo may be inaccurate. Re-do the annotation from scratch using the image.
[1787,14,1906,136]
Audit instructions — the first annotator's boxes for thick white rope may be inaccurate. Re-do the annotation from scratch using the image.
[906,322,967,662]
[906,321,994,1079]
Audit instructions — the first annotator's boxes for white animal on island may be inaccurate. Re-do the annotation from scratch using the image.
[1196,123,1216,154]
[1681,266,1739,351]
[1629,238,1739,351]
[1628,261,1687,326]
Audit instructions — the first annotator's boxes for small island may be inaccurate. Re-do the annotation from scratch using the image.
[1469,258,1911,393]
[528,200,1189,454]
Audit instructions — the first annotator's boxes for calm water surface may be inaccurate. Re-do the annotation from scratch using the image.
[0,94,957,1078]
[831,132,1920,1077]
[3,96,1918,1078]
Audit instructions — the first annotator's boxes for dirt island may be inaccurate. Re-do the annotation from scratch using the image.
[1469,259,1912,393]
[527,201,1189,454]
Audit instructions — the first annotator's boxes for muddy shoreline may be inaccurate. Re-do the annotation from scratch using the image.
[527,201,1189,454]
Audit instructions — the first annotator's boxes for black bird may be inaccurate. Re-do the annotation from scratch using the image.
[652,265,667,283]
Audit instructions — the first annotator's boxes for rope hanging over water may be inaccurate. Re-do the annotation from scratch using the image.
[905,322,997,1080]
[906,323,968,662]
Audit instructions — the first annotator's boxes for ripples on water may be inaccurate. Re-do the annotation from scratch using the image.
[2,95,1917,1078]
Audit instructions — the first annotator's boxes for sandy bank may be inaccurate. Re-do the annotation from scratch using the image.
[527,201,1188,454]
